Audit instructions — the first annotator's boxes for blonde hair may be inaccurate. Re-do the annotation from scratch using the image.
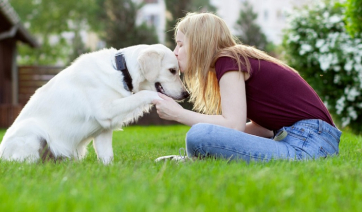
[175,12,297,115]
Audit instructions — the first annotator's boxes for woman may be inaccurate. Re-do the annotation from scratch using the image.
[153,12,341,162]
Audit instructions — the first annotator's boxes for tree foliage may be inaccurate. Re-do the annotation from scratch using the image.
[97,0,158,49]
[10,0,158,65]
[235,1,268,51]
[164,0,216,48]
[283,0,362,132]
[345,0,362,37]
[10,0,100,65]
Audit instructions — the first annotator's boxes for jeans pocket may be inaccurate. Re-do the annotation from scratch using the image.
[319,131,339,153]
[286,126,309,141]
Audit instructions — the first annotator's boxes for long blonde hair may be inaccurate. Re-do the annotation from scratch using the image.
[175,12,297,115]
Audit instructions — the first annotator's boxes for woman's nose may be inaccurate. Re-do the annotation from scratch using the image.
[173,47,178,56]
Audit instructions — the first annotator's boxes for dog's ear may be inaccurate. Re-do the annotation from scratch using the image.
[138,48,164,82]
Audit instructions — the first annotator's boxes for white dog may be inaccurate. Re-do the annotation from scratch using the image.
[0,44,188,164]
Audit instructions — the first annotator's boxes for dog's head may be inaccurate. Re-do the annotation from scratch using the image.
[137,44,189,100]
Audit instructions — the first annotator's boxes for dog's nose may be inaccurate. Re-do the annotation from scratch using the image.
[182,91,190,99]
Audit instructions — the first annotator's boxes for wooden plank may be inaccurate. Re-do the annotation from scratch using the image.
[0,104,22,128]
[0,106,5,128]
[18,66,63,75]
[19,74,55,81]
[19,87,38,94]
[17,66,63,107]
[18,81,46,87]
[19,69,61,75]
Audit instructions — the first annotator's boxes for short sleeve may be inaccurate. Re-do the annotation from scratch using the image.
[215,56,246,82]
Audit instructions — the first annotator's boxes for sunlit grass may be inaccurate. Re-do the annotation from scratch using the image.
[0,126,361,212]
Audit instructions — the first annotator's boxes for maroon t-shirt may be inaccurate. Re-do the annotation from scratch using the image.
[215,56,334,130]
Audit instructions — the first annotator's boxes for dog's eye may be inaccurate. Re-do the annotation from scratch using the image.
[169,68,177,75]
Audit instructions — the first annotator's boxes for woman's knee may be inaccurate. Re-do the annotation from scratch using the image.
[186,123,212,141]
[186,123,213,153]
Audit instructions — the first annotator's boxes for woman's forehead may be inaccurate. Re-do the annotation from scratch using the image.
[176,30,186,41]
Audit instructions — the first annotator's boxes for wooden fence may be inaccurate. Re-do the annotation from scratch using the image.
[18,66,63,105]
[0,104,22,128]
[1,66,62,128]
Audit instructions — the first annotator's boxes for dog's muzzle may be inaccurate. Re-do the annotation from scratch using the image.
[155,82,165,94]
[155,82,189,100]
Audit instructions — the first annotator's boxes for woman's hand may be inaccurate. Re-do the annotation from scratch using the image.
[152,93,184,121]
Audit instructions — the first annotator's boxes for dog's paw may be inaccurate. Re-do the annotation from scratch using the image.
[138,90,163,102]
[153,95,163,101]
[99,156,113,165]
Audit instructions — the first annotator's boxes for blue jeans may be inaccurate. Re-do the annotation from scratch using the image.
[185,119,341,162]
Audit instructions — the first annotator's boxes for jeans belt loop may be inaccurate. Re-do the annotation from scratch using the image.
[274,128,288,141]
[318,119,322,134]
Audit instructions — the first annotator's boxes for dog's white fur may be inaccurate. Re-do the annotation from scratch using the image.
[0,44,187,164]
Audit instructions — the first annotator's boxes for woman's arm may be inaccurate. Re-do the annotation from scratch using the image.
[245,121,273,138]
[153,71,247,131]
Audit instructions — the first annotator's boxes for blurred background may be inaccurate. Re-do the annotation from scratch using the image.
[1,0,361,132]
[2,0,316,67]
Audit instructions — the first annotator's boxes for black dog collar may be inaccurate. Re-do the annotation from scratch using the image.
[115,54,133,92]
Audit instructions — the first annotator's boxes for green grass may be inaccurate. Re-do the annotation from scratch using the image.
[1,125,362,212]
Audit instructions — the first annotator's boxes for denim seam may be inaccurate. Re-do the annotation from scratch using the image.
[325,130,340,141]
[201,145,268,160]
[321,134,339,153]
[294,146,313,160]
[287,131,307,141]
[319,147,328,158]
[288,132,313,160]
[193,147,203,157]
[281,142,292,158]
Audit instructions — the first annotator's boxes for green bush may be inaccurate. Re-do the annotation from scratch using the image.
[345,0,362,37]
[282,0,362,133]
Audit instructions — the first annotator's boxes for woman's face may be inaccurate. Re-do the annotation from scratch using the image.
[174,30,188,73]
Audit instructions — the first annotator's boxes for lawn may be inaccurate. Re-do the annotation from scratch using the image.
[0,125,361,212]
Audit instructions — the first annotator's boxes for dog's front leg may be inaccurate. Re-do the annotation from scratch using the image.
[93,129,114,165]
[97,90,161,128]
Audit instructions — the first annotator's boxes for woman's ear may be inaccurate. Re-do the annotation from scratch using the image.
[137,48,164,82]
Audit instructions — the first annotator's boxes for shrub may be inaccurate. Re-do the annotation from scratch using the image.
[282,0,362,132]
[345,0,362,37]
